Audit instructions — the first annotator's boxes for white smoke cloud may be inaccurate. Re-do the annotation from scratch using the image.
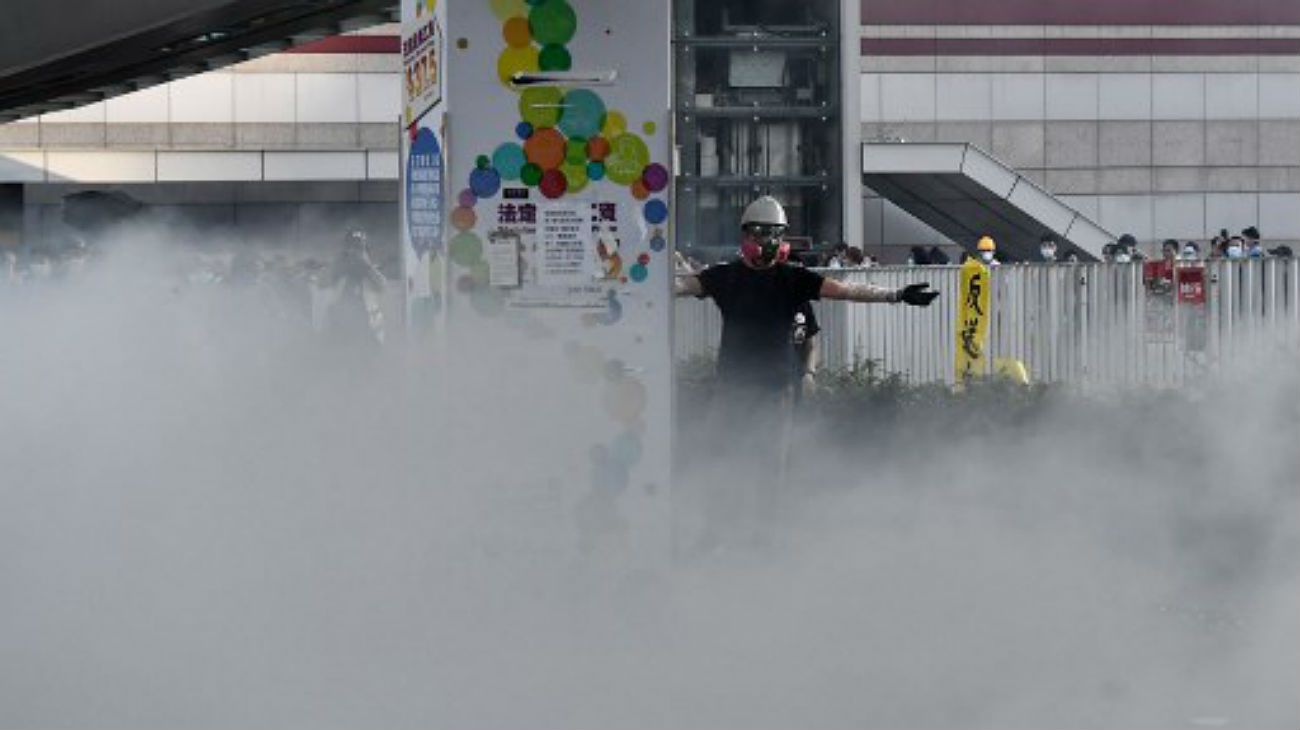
[1,223,1296,729]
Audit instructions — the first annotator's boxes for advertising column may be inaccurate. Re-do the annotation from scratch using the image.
[401,0,448,330]
[445,0,673,559]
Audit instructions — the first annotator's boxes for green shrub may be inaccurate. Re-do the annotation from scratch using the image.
[676,356,1059,458]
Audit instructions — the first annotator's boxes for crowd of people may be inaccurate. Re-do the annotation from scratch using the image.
[1099,227,1294,265]
[682,224,1296,272]
[2,229,396,349]
[819,225,1296,269]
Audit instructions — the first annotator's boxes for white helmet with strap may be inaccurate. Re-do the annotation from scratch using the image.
[741,196,788,228]
[739,196,790,266]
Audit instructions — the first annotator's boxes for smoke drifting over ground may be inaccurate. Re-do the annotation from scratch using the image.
[2,230,1297,729]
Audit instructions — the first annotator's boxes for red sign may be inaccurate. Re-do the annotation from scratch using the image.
[1144,259,1174,285]
[1176,266,1206,305]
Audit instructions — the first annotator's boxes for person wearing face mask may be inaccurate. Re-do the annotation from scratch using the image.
[1242,226,1263,258]
[1113,234,1137,264]
[1146,239,1182,293]
[1181,242,1200,261]
[1039,235,1059,263]
[976,235,1001,266]
[1225,236,1246,260]
[675,196,938,548]
[1242,227,1265,259]
[677,196,938,390]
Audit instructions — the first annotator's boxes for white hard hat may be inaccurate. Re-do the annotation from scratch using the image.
[740,196,788,228]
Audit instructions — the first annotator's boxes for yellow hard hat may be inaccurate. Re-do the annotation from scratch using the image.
[977,236,997,252]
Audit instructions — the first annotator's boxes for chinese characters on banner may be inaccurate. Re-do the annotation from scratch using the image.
[492,201,616,229]
[407,129,443,262]
[1176,266,1206,305]
[537,202,593,287]
[402,2,443,127]
[495,202,537,225]
[484,200,625,303]
[400,0,446,327]
[955,257,991,385]
[1143,262,1208,350]
[1176,265,1208,351]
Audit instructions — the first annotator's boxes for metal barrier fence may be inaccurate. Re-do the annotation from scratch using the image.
[675,259,1300,387]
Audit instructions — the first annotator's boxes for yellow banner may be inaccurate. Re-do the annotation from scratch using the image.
[955,257,991,384]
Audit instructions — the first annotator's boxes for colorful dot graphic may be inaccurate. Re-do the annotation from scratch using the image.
[643,199,669,225]
[467,0,669,510]
[492,142,527,179]
[463,0,670,251]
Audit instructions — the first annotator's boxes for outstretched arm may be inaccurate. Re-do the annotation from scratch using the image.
[820,278,940,307]
[820,277,899,303]
[675,274,704,298]
[673,251,705,298]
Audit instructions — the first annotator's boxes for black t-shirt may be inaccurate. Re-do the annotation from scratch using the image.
[698,262,824,390]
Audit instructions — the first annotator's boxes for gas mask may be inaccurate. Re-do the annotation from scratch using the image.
[740,223,789,267]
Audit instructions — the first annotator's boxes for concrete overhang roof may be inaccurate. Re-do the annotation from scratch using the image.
[863,142,1112,261]
[0,0,397,123]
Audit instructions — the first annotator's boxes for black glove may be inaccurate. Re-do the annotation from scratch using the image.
[899,283,939,307]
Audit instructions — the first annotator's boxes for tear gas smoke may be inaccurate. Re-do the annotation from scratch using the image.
[1,223,1296,729]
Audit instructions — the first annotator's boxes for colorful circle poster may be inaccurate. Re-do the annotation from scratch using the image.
[436,0,674,560]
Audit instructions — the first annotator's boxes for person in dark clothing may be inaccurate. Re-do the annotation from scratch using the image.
[928,245,951,265]
[327,229,387,348]
[677,196,937,390]
[1040,235,1060,263]
[909,245,932,266]
[674,196,937,548]
[676,249,825,399]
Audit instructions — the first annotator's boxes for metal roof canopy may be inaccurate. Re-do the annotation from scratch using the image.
[862,142,1111,262]
[0,0,398,123]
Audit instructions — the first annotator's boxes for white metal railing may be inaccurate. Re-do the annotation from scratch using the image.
[674,260,1300,387]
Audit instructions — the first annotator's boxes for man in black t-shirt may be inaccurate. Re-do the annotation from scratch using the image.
[676,196,938,395]
[674,196,937,548]
[676,251,823,398]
